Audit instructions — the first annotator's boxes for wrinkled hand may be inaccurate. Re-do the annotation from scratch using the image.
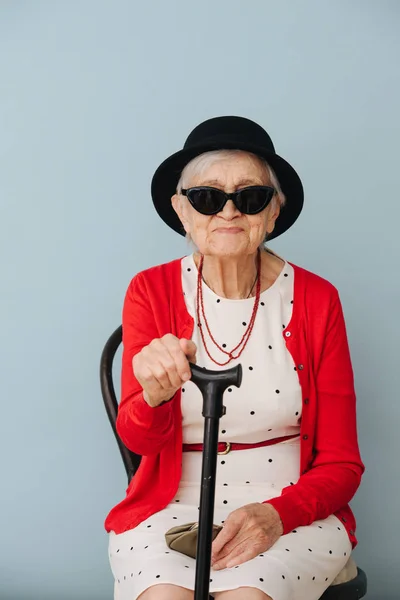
[211,503,283,570]
[133,335,197,408]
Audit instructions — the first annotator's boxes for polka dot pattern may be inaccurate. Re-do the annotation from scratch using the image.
[107,256,353,600]
[109,514,351,600]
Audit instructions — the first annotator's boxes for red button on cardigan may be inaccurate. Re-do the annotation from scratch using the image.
[104,258,365,548]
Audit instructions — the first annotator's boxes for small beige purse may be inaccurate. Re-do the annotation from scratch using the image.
[165,522,223,559]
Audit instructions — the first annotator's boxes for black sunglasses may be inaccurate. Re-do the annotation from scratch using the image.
[181,185,275,216]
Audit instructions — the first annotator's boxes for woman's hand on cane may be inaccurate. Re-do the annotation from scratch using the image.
[133,334,197,408]
[211,503,284,570]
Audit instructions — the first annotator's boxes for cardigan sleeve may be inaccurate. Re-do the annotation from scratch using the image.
[264,289,365,533]
[116,272,175,456]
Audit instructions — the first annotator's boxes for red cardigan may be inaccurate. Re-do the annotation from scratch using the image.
[105,257,365,548]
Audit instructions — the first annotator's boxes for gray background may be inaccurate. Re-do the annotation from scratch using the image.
[1,1,398,598]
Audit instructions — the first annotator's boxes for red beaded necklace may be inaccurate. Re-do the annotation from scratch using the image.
[196,249,262,366]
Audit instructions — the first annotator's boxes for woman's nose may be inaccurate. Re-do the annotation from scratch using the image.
[219,199,240,217]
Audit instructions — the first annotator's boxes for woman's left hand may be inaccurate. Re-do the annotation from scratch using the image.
[211,503,284,570]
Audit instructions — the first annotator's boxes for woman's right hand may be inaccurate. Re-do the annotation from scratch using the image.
[133,334,197,408]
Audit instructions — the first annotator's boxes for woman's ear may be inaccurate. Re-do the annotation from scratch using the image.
[171,194,190,234]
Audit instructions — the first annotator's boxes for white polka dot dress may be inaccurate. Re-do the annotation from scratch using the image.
[108,253,352,600]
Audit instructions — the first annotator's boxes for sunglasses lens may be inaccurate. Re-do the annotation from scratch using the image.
[236,187,274,214]
[187,188,225,215]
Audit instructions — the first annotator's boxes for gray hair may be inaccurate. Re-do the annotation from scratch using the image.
[176,149,286,247]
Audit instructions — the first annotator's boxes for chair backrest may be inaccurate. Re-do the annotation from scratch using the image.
[100,325,141,482]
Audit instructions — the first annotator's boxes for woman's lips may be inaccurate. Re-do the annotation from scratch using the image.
[214,227,243,233]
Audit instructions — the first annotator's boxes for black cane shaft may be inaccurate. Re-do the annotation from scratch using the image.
[189,363,243,600]
[194,416,220,600]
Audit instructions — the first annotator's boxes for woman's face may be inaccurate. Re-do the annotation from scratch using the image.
[171,152,280,257]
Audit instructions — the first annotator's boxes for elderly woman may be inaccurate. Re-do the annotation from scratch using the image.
[105,116,364,600]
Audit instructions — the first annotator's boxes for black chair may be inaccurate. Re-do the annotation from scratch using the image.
[101,325,368,600]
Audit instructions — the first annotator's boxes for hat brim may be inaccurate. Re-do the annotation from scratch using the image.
[151,140,304,241]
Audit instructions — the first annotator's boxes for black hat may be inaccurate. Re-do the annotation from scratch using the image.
[151,116,304,241]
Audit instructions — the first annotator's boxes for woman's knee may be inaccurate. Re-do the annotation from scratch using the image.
[213,587,272,600]
[137,583,194,600]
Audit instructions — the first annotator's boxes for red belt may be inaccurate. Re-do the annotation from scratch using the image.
[183,434,300,455]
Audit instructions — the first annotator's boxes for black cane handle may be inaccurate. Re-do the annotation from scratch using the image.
[189,362,242,394]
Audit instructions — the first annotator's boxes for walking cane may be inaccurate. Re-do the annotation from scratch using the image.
[189,362,243,600]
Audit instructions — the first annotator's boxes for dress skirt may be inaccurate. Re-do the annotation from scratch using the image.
[109,440,351,600]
